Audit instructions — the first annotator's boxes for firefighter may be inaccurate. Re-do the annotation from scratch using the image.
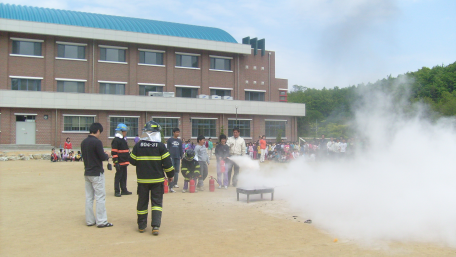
[129,121,174,235]
[111,123,132,197]
[180,149,200,193]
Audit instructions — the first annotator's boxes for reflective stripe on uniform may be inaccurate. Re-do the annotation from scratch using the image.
[118,150,129,153]
[136,156,162,161]
[137,210,148,215]
[112,149,119,152]
[112,155,118,158]
[130,153,137,160]
[137,178,165,183]
[151,206,163,212]
[119,162,130,165]
[161,152,170,159]
[164,166,174,172]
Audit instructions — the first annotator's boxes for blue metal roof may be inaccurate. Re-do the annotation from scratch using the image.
[0,3,238,43]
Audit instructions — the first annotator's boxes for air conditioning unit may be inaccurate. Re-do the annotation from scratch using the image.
[210,95,222,100]
[223,96,233,100]
[163,92,175,97]
[148,92,163,97]
[198,94,209,99]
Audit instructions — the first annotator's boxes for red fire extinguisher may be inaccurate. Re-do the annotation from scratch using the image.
[209,176,215,192]
[220,159,226,173]
[189,178,196,193]
[164,179,169,194]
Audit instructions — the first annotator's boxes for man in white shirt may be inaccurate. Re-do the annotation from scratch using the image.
[226,127,246,187]
[339,138,347,158]
[326,138,334,159]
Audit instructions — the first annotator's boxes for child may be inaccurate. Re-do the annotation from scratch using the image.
[64,138,72,155]
[51,148,59,162]
[194,135,209,191]
[74,151,82,161]
[248,143,254,159]
[181,149,200,193]
[214,134,230,189]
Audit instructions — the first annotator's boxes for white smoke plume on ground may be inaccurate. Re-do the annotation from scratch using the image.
[234,77,456,247]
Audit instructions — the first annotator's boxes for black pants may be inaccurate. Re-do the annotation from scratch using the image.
[137,182,164,229]
[114,165,128,193]
[227,159,240,187]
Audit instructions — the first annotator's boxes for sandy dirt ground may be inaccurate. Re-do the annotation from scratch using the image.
[1,157,455,257]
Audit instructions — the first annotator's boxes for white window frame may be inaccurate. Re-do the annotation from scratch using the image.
[10,37,44,58]
[108,116,140,138]
[152,117,180,138]
[209,55,233,72]
[98,45,128,64]
[62,115,96,133]
[175,85,200,89]
[209,87,234,90]
[175,52,200,70]
[138,48,165,67]
[227,118,252,139]
[9,76,43,80]
[265,119,288,140]
[191,118,218,138]
[55,41,87,61]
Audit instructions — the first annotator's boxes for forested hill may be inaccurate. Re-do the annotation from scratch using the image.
[288,61,456,137]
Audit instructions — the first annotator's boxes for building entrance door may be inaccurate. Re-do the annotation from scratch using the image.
[16,115,36,144]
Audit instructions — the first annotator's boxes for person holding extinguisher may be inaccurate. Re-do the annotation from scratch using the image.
[214,134,230,189]
[180,149,200,193]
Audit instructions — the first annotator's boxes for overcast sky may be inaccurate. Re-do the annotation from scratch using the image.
[3,0,455,90]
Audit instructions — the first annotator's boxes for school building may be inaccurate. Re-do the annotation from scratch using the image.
[0,3,305,147]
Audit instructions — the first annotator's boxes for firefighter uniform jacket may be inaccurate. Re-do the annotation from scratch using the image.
[111,135,130,166]
[181,159,200,181]
[129,140,174,183]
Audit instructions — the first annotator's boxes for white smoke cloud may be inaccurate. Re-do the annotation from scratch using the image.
[235,77,456,247]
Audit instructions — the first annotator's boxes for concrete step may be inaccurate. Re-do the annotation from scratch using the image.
[0,144,54,151]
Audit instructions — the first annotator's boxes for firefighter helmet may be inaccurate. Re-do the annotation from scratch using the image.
[184,149,195,161]
[143,121,161,133]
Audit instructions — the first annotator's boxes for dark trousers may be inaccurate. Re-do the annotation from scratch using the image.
[114,165,128,193]
[137,183,164,229]
[170,158,181,188]
[226,159,240,187]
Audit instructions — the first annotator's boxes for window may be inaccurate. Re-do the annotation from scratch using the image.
[11,79,41,91]
[100,83,125,95]
[210,89,231,97]
[57,81,85,93]
[100,47,126,62]
[57,44,85,59]
[152,118,179,138]
[210,57,231,71]
[139,50,164,65]
[245,91,265,101]
[176,87,198,98]
[265,120,286,138]
[109,117,139,137]
[279,90,288,102]
[12,40,42,56]
[139,85,164,96]
[63,116,95,132]
[228,120,251,138]
[192,119,216,138]
[176,54,198,68]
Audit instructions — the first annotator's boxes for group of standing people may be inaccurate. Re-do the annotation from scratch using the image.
[81,120,247,236]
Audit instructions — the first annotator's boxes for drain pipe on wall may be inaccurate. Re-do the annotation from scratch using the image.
[55,109,58,147]
[268,52,271,101]
[237,54,240,100]
[92,39,95,93]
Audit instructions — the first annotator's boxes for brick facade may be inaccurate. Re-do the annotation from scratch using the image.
[0,30,300,147]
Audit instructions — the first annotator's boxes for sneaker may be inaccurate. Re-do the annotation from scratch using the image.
[198,186,205,191]
[174,185,179,188]
[218,185,222,189]
[224,186,228,189]
[97,222,113,228]
[121,191,132,195]
[170,188,176,193]
[152,226,159,235]
[114,193,121,197]
[139,228,145,233]
[182,189,187,193]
